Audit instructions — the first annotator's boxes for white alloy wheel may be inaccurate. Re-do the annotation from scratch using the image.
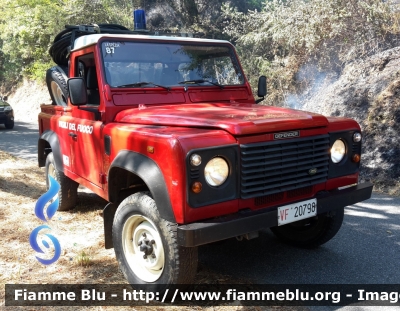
[47,162,56,181]
[50,81,67,106]
[46,67,69,106]
[122,214,165,282]
[113,192,198,288]
[46,161,58,203]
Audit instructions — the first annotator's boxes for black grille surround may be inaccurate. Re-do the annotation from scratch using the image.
[328,130,361,179]
[240,135,330,200]
[186,145,239,208]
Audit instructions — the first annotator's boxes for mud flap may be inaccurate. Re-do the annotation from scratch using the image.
[104,202,117,249]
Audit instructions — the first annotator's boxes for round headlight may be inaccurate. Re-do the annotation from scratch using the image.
[353,132,362,143]
[204,157,229,186]
[4,106,12,111]
[331,139,346,163]
[190,154,202,166]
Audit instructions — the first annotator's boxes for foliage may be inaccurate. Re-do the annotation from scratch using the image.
[0,0,65,82]
[143,0,263,38]
[0,0,133,83]
[223,0,400,105]
[0,0,262,85]
[0,39,20,89]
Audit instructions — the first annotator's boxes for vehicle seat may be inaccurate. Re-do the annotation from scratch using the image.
[86,67,100,106]
[189,66,203,80]
[160,65,180,85]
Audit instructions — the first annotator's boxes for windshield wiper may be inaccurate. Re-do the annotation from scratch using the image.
[116,82,170,91]
[178,79,224,89]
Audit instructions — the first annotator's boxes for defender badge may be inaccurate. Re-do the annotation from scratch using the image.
[274,131,300,140]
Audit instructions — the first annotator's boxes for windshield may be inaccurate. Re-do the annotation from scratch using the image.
[101,41,244,88]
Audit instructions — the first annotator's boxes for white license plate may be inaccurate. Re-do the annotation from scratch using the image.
[277,199,317,226]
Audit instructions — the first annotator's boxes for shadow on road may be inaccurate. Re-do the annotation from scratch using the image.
[198,193,400,285]
[0,121,38,162]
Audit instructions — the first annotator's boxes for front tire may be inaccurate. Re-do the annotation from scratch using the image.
[45,153,78,211]
[5,120,14,129]
[270,207,344,248]
[113,192,198,289]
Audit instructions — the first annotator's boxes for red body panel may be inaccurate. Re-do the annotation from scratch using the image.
[115,103,329,135]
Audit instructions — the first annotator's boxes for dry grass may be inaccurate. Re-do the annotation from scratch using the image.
[0,150,282,311]
[0,151,126,310]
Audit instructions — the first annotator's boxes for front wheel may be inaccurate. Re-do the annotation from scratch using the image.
[270,207,344,248]
[5,120,14,129]
[112,192,198,289]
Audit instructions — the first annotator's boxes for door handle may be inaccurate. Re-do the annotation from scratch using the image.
[69,132,77,138]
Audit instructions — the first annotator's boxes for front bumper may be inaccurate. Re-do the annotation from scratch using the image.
[177,182,373,247]
[0,111,14,124]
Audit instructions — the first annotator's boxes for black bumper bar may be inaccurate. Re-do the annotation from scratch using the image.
[177,182,373,247]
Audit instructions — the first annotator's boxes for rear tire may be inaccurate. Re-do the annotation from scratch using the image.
[270,207,344,248]
[45,153,78,211]
[113,192,198,290]
[46,66,68,106]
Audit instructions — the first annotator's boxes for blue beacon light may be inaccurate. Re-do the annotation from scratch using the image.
[134,9,146,30]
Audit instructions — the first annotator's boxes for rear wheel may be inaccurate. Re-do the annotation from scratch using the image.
[113,192,198,290]
[270,207,344,248]
[45,153,78,211]
[46,67,68,106]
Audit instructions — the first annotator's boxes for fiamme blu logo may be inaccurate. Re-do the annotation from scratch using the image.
[29,175,62,265]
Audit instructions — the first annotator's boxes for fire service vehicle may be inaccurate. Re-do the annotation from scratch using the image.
[38,12,372,288]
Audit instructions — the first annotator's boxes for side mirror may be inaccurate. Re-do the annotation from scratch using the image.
[2,96,7,101]
[256,75,267,104]
[68,78,87,106]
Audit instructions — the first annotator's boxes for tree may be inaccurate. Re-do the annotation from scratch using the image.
[0,0,267,85]
[0,0,66,81]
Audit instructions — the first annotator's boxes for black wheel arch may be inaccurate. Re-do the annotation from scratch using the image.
[108,150,176,223]
[38,130,63,172]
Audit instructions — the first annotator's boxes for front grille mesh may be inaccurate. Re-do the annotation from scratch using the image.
[240,135,330,199]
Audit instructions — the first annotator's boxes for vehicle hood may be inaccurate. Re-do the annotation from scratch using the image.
[0,101,11,108]
[114,103,328,136]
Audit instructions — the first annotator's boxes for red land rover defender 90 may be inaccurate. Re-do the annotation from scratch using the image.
[38,25,372,289]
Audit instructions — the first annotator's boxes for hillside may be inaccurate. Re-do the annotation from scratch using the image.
[299,46,400,194]
[6,80,51,123]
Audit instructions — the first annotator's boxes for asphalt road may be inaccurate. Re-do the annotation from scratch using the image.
[1,121,399,310]
[198,193,400,310]
[0,120,39,162]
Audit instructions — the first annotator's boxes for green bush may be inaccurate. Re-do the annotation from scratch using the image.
[0,0,66,82]
[0,0,133,84]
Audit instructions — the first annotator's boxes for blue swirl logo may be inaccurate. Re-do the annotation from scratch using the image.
[29,175,62,265]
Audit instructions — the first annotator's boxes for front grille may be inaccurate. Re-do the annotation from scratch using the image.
[254,192,284,206]
[240,135,330,199]
[287,185,313,198]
